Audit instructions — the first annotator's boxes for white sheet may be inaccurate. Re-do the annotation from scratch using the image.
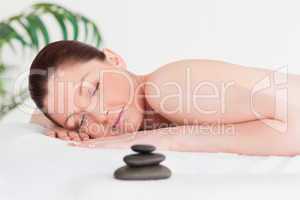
[1,123,300,200]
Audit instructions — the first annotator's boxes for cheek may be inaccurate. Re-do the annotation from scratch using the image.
[102,72,133,104]
[73,89,92,110]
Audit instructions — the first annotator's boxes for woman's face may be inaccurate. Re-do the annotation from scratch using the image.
[44,58,145,138]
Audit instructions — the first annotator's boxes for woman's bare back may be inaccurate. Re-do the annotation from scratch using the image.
[145,59,300,127]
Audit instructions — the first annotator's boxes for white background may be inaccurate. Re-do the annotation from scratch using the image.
[0,0,294,73]
[0,0,295,122]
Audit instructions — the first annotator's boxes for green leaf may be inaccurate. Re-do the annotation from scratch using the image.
[92,23,101,47]
[81,16,90,42]
[35,3,76,40]
[27,15,50,44]
[0,63,5,73]
[24,16,41,49]
[31,2,102,46]
[9,26,27,47]
[0,22,27,48]
[30,4,68,40]
[52,11,68,40]
[15,18,39,50]
[0,23,11,38]
[0,80,5,96]
[64,11,79,40]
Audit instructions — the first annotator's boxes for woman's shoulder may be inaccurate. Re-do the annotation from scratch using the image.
[150,58,227,74]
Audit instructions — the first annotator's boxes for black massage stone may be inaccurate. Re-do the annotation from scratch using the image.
[114,144,172,180]
[114,165,171,180]
[131,144,156,154]
[124,153,165,167]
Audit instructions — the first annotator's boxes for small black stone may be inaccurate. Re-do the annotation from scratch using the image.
[114,165,171,180]
[124,153,165,167]
[131,144,156,154]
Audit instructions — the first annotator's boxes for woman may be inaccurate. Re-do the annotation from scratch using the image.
[29,40,300,156]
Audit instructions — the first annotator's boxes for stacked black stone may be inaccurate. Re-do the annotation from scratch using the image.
[114,144,172,180]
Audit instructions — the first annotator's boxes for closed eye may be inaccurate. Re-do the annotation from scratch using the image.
[91,82,99,96]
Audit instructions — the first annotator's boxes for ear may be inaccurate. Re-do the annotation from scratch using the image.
[102,48,127,69]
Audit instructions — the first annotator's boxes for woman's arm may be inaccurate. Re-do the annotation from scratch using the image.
[71,119,300,156]
[30,110,55,128]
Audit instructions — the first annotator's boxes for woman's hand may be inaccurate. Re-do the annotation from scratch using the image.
[31,110,91,141]
[45,126,90,141]
[68,128,175,150]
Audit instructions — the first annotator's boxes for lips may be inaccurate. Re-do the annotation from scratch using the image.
[112,106,124,128]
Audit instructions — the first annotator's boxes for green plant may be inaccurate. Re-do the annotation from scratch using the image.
[0,3,102,119]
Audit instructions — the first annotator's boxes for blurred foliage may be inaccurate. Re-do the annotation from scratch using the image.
[0,2,102,119]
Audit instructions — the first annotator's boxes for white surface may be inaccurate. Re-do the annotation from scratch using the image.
[1,123,300,200]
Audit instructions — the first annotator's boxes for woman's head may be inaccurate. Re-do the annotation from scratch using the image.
[29,40,145,138]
